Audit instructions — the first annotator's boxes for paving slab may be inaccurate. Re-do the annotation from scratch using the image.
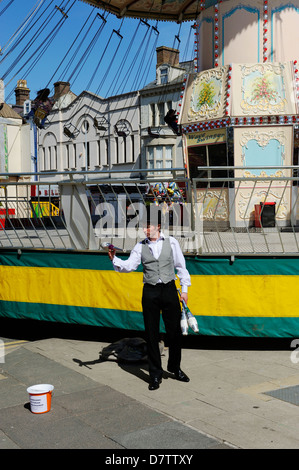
[20,333,299,449]
[0,341,231,450]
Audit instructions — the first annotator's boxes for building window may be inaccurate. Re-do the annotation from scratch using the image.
[150,103,156,127]
[131,135,135,162]
[149,102,172,127]
[24,100,31,115]
[188,143,230,187]
[158,103,165,126]
[167,101,172,113]
[48,146,57,170]
[115,137,119,164]
[41,148,45,171]
[65,144,70,169]
[124,138,127,163]
[53,146,57,170]
[85,142,90,168]
[165,145,173,169]
[74,144,77,168]
[48,147,53,170]
[104,139,108,166]
[97,141,101,166]
[82,120,89,134]
[160,67,168,84]
[147,145,174,175]
[148,147,154,171]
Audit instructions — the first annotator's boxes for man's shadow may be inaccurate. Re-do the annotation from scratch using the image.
[72,345,170,384]
[72,355,151,383]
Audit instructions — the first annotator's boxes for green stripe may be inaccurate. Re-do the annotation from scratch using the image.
[0,250,114,270]
[195,315,299,338]
[0,300,146,331]
[0,250,143,272]
[1,300,299,338]
[186,256,299,276]
[1,250,299,276]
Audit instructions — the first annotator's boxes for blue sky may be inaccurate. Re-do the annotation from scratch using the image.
[0,0,195,104]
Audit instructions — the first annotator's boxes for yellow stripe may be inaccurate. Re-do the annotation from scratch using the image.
[188,275,299,317]
[0,265,143,312]
[1,265,299,318]
[4,343,27,350]
[4,340,28,346]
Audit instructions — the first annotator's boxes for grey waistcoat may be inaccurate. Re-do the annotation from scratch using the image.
[141,238,175,285]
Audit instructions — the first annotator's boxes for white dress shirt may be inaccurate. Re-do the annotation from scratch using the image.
[112,232,191,293]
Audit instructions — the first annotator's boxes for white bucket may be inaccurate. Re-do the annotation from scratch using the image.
[27,384,54,414]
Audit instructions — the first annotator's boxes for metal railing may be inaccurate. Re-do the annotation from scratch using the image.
[193,165,299,256]
[1,166,299,256]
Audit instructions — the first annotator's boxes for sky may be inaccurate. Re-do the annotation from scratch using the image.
[0,0,195,104]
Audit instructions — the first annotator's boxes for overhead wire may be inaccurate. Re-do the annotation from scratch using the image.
[5,0,76,101]
[61,17,160,142]
[118,22,160,135]
[85,27,121,92]
[92,27,123,96]
[44,5,96,88]
[132,22,159,91]
[105,19,142,98]
[130,23,156,91]
[0,0,50,63]
[106,20,160,139]
[18,5,73,89]
[2,0,65,80]
[0,0,15,18]
[98,20,157,127]
[66,11,108,87]
[114,19,151,96]
[76,18,126,131]
[58,10,109,127]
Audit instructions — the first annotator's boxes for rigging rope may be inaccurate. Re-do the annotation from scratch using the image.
[45,6,96,88]
[0,0,47,61]
[56,11,110,127]
[115,19,151,96]
[2,0,65,77]
[93,28,123,96]
[0,0,15,18]
[105,19,142,98]
[5,0,76,101]
[66,12,108,87]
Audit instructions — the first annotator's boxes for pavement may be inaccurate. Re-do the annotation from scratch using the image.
[1,320,299,451]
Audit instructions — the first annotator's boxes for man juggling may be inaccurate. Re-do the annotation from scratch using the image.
[108,205,191,391]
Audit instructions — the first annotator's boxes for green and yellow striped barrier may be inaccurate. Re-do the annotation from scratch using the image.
[0,250,299,337]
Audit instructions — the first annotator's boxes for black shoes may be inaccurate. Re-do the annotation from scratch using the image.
[167,368,190,382]
[148,377,162,391]
[148,369,190,390]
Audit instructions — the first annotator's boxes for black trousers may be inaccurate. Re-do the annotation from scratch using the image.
[142,280,182,380]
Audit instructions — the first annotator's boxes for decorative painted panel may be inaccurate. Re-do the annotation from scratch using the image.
[196,188,229,221]
[232,62,296,116]
[182,66,228,124]
[233,126,293,226]
[239,129,286,176]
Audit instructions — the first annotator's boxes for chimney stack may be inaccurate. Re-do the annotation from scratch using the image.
[15,79,30,105]
[156,46,180,68]
[54,81,70,100]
